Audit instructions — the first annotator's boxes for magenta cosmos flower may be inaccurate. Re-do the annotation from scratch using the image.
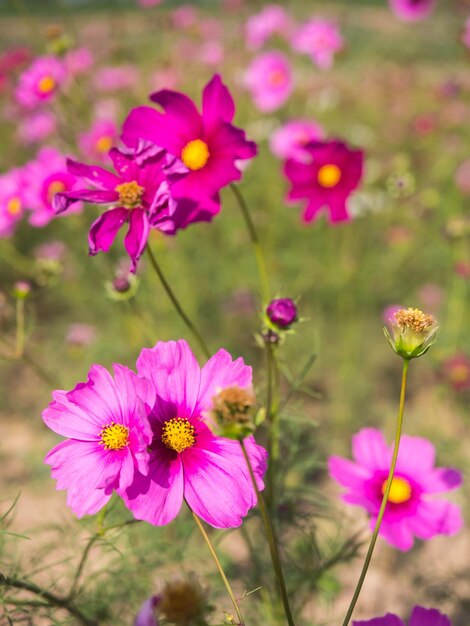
[388,0,436,22]
[291,18,343,70]
[441,353,470,392]
[79,119,118,163]
[43,364,154,517]
[122,340,267,528]
[122,74,257,218]
[0,168,26,237]
[245,5,292,50]
[270,119,324,161]
[284,139,364,224]
[15,55,66,109]
[243,51,293,112]
[54,146,179,271]
[328,428,463,551]
[353,606,451,626]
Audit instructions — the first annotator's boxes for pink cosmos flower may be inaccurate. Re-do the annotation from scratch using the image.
[79,119,119,163]
[15,55,66,109]
[388,0,436,22]
[122,340,267,528]
[243,51,293,112]
[23,147,82,227]
[199,41,224,66]
[462,17,470,50]
[66,323,97,347]
[43,364,154,517]
[64,47,94,76]
[0,168,25,238]
[0,47,31,74]
[245,5,292,50]
[54,145,182,271]
[270,119,324,161]
[138,0,163,7]
[17,111,57,144]
[121,74,257,221]
[353,606,451,626]
[291,18,343,70]
[328,428,463,551]
[171,5,197,29]
[94,65,139,92]
[284,139,364,224]
[441,353,470,392]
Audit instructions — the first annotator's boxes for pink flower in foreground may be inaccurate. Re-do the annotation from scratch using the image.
[15,55,66,109]
[122,340,267,528]
[23,147,82,227]
[0,168,25,237]
[328,428,463,551]
[122,74,257,221]
[43,364,154,517]
[79,119,119,163]
[353,606,451,626]
[243,51,293,112]
[291,18,343,70]
[17,111,57,144]
[270,119,324,161]
[388,0,436,22]
[284,139,364,223]
[245,5,292,50]
[442,353,470,392]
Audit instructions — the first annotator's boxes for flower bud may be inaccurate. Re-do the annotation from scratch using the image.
[211,386,256,439]
[261,329,280,346]
[13,281,31,299]
[384,307,438,359]
[266,298,297,329]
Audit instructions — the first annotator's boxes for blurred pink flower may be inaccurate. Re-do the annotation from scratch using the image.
[245,5,292,50]
[389,0,436,22]
[382,304,404,327]
[150,69,178,91]
[243,51,293,112]
[171,5,197,29]
[0,47,31,74]
[198,17,223,39]
[418,283,444,312]
[17,111,57,144]
[34,240,66,262]
[66,323,97,347]
[0,168,26,238]
[462,17,470,49]
[94,98,120,121]
[455,159,470,195]
[291,18,343,70]
[138,0,163,6]
[199,41,224,66]
[94,65,139,92]
[64,47,94,76]
[79,119,119,163]
[442,353,470,392]
[455,260,470,279]
[270,119,324,161]
[15,55,67,109]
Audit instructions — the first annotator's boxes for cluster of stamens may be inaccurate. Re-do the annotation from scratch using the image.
[394,308,435,332]
[212,386,256,425]
[181,139,210,171]
[100,422,130,451]
[115,180,145,209]
[382,476,412,504]
[161,417,196,453]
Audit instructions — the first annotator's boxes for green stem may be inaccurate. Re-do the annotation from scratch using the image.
[265,345,281,508]
[15,298,25,358]
[341,359,410,626]
[229,184,270,304]
[240,439,296,626]
[145,245,210,359]
[189,506,244,625]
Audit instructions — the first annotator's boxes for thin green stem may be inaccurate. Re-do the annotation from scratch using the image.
[341,359,410,626]
[15,298,25,358]
[265,345,281,508]
[229,184,270,304]
[145,245,210,359]
[189,506,244,625]
[240,440,296,626]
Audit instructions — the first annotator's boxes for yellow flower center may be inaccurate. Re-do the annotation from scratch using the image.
[47,180,66,203]
[95,135,113,153]
[100,422,130,451]
[394,308,435,333]
[382,476,412,504]
[449,364,470,384]
[161,417,196,453]
[7,197,22,216]
[181,139,210,171]
[115,180,145,209]
[38,75,56,95]
[268,69,286,87]
[317,164,342,188]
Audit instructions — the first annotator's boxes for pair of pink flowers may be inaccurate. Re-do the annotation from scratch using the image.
[43,340,267,528]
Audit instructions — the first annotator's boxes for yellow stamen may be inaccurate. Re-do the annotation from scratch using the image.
[47,180,66,203]
[181,139,210,171]
[100,422,130,451]
[95,135,113,153]
[6,197,22,216]
[161,417,196,453]
[115,180,145,209]
[38,75,56,95]
[382,476,412,504]
[317,164,342,188]
[394,308,435,333]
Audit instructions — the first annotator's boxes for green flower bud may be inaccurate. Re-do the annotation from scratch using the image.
[384,307,438,360]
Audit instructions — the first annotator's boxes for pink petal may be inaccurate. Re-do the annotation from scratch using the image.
[124,209,150,272]
[43,389,102,440]
[328,456,371,489]
[134,596,160,626]
[419,467,462,493]
[66,158,121,190]
[407,500,463,540]
[409,607,451,626]
[378,519,415,551]
[88,207,128,255]
[395,435,436,476]
[54,189,118,214]
[353,615,405,626]
[352,429,390,472]
[202,74,235,132]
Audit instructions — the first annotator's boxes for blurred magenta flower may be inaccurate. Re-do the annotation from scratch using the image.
[17,111,57,144]
[43,364,154,517]
[245,4,292,50]
[64,47,94,76]
[134,596,159,626]
[15,55,66,108]
[382,304,404,327]
[388,0,436,22]
[266,298,298,328]
[79,119,119,163]
[441,353,470,392]
[24,147,82,227]
[0,168,26,237]
[55,146,177,271]
[171,5,197,29]
[66,323,97,347]
[284,139,364,223]
[122,74,257,220]
[328,428,463,551]
[270,119,324,161]
[243,51,293,112]
[35,240,66,262]
[199,40,224,66]
[94,65,139,92]
[122,340,267,528]
[353,606,451,626]
[291,18,343,70]
[455,158,470,195]
[0,46,30,74]
[462,17,470,49]
[455,260,470,279]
